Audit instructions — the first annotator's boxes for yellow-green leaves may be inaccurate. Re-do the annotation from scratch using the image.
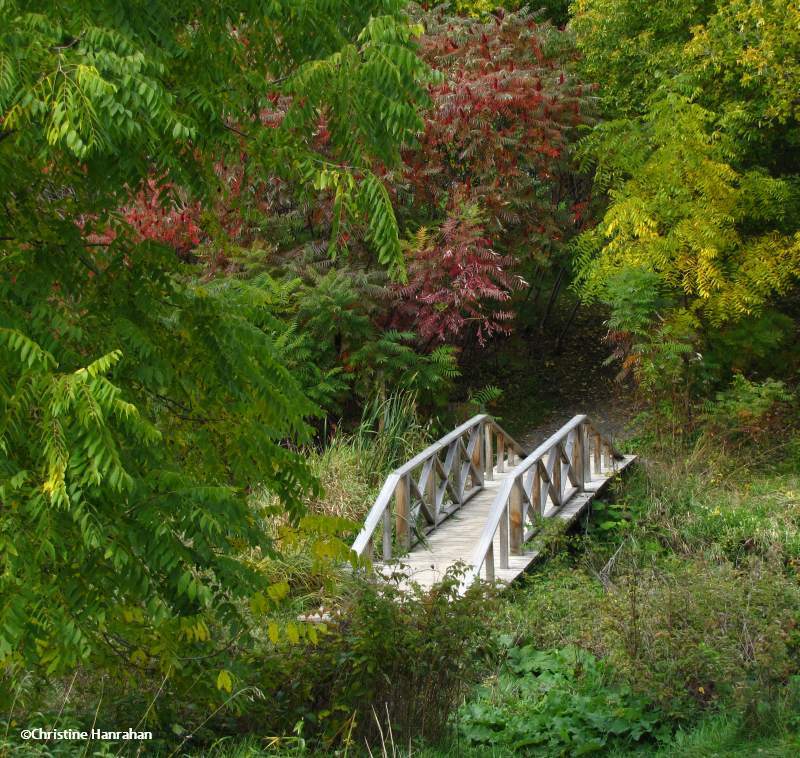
[216,669,233,693]
[576,96,800,327]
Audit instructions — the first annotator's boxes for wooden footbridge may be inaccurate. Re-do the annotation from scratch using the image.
[351,415,635,590]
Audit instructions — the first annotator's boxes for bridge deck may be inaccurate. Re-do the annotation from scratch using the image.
[380,456,636,590]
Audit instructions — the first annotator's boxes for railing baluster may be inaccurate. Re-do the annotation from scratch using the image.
[470,424,484,488]
[593,430,602,474]
[484,424,494,481]
[395,475,410,551]
[382,507,392,560]
[509,479,523,555]
[497,434,505,473]
[581,423,591,487]
[535,462,544,516]
[499,504,509,569]
[428,461,437,522]
[485,542,495,581]
[552,447,562,506]
[453,439,464,504]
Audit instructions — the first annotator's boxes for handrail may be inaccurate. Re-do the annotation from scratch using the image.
[392,414,488,477]
[352,414,526,559]
[463,415,624,586]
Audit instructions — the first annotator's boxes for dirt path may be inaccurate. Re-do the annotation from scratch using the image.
[460,303,641,451]
[517,391,637,452]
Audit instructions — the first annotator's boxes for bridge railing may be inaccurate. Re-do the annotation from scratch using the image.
[351,414,525,561]
[466,415,623,583]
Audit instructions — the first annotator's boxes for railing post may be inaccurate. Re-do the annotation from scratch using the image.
[581,423,591,487]
[535,463,543,516]
[573,428,584,492]
[426,463,437,523]
[497,434,505,473]
[453,440,464,504]
[382,507,392,560]
[605,440,616,472]
[499,504,509,569]
[395,475,410,551]
[593,430,602,475]
[552,447,562,507]
[472,424,483,487]
[484,424,494,481]
[485,542,495,581]
[509,479,523,555]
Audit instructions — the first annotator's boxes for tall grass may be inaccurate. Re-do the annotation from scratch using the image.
[351,392,433,480]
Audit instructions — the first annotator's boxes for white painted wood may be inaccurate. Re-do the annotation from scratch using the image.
[356,412,634,593]
[374,454,636,591]
[352,416,526,558]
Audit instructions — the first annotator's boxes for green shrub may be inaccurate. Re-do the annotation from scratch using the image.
[700,375,794,449]
[602,442,800,568]
[496,561,606,653]
[458,644,664,753]
[239,569,498,751]
[600,556,800,723]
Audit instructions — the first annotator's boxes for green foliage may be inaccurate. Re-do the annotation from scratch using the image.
[445,0,572,27]
[621,442,800,567]
[352,391,433,477]
[459,644,664,753]
[255,265,459,412]
[0,261,320,679]
[703,311,797,380]
[449,0,505,17]
[1,1,432,272]
[238,569,497,749]
[601,555,800,722]
[466,385,504,413]
[575,96,800,328]
[0,0,432,686]
[572,0,800,394]
[700,375,794,445]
